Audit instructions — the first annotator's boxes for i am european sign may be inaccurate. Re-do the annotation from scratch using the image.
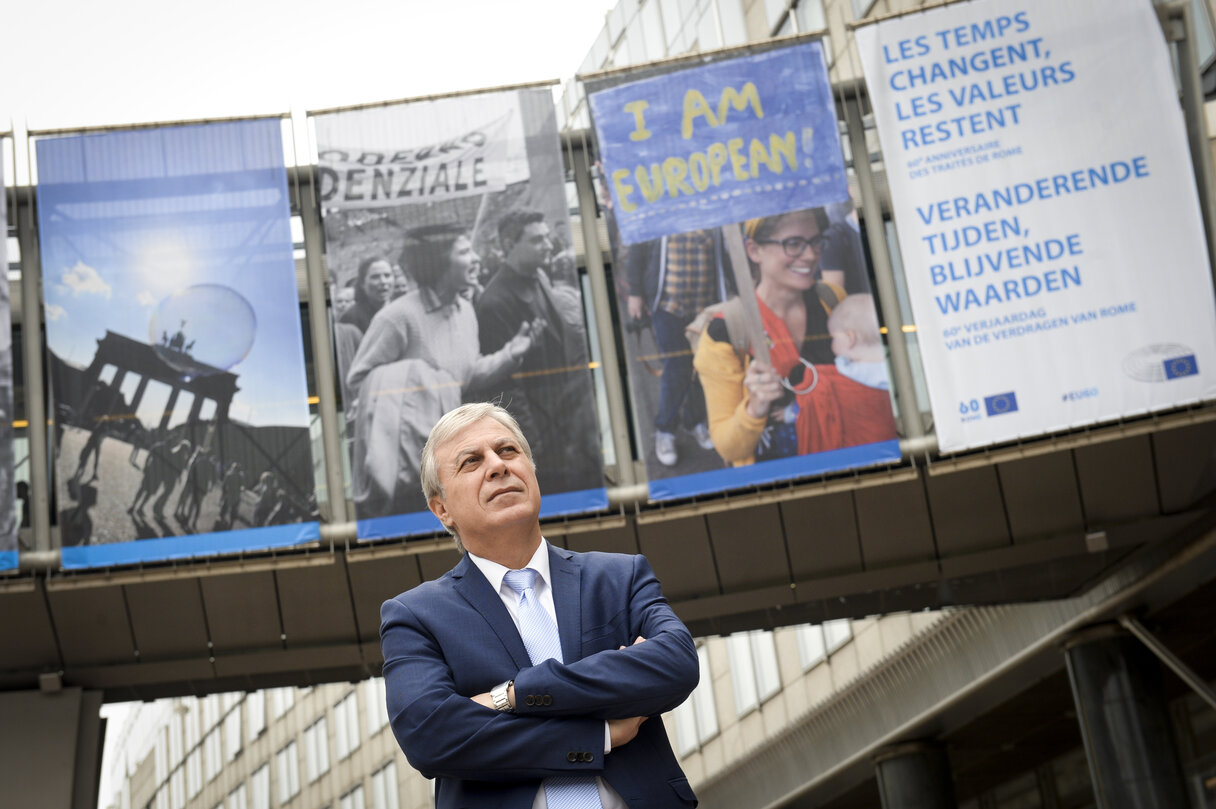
[588,42,848,244]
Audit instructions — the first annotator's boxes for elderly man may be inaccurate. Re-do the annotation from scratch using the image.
[379,402,699,809]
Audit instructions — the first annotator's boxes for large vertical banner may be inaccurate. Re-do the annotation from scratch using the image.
[857,0,1216,451]
[37,119,320,568]
[0,154,16,571]
[313,87,606,539]
[587,41,901,500]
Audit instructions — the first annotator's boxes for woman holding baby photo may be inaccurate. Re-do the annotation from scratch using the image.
[694,207,898,466]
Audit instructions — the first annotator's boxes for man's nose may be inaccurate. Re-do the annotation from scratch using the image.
[484,452,508,476]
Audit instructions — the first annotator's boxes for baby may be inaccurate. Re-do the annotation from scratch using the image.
[801,293,898,454]
[827,294,890,391]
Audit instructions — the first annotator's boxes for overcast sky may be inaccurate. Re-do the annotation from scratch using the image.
[2,0,612,133]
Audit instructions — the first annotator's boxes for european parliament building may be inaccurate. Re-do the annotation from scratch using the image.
[3,2,1216,809]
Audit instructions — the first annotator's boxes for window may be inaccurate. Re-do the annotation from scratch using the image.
[717,0,747,47]
[204,729,222,781]
[824,619,852,653]
[304,717,331,783]
[227,784,246,809]
[335,692,361,758]
[155,729,169,782]
[224,705,242,763]
[364,678,388,733]
[727,631,781,716]
[184,703,200,750]
[371,762,399,809]
[764,0,789,33]
[186,749,202,799]
[277,742,301,803]
[247,692,266,740]
[796,623,827,670]
[270,687,295,720]
[250,764,270,809]
[203,695,221,731]
[340,785,366,809]
[170,769,185,809]
[672,645,718,755]
[850,0,876,18]
[168,713,183,769]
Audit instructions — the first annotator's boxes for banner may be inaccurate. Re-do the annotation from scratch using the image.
[313,88,606,539]
[856,0,1216,451]
[0,154,15,571]
[317,113,511,208]
[590,44,847,244]
[36,119,320,568]
[587,41,901,501]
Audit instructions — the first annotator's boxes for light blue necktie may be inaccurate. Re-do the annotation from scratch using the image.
[503,568,603,809]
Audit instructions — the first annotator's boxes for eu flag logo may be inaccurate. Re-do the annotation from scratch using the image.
[984,391,1019,416]
[1163,354,1198,379]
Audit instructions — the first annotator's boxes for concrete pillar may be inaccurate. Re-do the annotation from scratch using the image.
[0,687,104,809]
[1064,625,1189,809]
[875,741,958,809]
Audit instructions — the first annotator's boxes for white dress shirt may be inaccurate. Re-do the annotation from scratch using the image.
[467,539,627,809]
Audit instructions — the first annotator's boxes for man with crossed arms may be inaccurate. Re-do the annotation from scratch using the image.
[380,402,700,808]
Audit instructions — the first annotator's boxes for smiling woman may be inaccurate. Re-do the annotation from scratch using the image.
[693,208,844,466]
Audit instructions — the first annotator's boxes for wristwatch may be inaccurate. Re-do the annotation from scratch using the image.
[491,680,514,712]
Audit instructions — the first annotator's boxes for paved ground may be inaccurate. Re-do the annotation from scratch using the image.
[56,426,246,546]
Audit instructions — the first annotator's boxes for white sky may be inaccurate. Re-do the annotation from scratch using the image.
[2,0,613,133]
[64,5,618,804]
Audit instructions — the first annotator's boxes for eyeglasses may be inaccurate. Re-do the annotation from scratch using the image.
[754,234,829,257]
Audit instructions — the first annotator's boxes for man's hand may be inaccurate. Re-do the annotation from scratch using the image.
[608,715,647,748]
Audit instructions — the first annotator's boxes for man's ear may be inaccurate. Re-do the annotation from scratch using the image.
[429,496,453,530]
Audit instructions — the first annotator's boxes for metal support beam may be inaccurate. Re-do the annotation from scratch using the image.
[1119,613,1216,713]
[566,135,638,487]
[842,98,925,440]
[294,164,349,525]
[1167,1,1216,285]
[15,184,51,552]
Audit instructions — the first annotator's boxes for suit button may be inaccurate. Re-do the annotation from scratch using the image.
[525,695,535,706]
[581,752,594,762]
[542,695,553,706]
[567,752,578,763]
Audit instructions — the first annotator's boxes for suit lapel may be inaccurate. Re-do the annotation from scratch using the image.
[450,555,532,670]
[548,545,582,664]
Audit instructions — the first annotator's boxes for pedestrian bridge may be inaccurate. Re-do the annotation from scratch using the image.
[3,403,1214,702]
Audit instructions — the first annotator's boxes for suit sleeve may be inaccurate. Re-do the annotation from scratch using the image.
[380,596,605,782]
[511,554,700,720]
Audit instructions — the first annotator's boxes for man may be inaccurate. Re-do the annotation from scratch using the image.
[625,230,732,467]
[380,403,700,809]
[474,209,603,495]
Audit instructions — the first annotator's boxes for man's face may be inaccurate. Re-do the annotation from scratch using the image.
[428,418,541,553]
[506,222,552,274]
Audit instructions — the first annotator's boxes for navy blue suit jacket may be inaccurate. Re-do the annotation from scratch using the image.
[380,544,700,809]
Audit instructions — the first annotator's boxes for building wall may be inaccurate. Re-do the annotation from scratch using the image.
[104,610,946,809]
